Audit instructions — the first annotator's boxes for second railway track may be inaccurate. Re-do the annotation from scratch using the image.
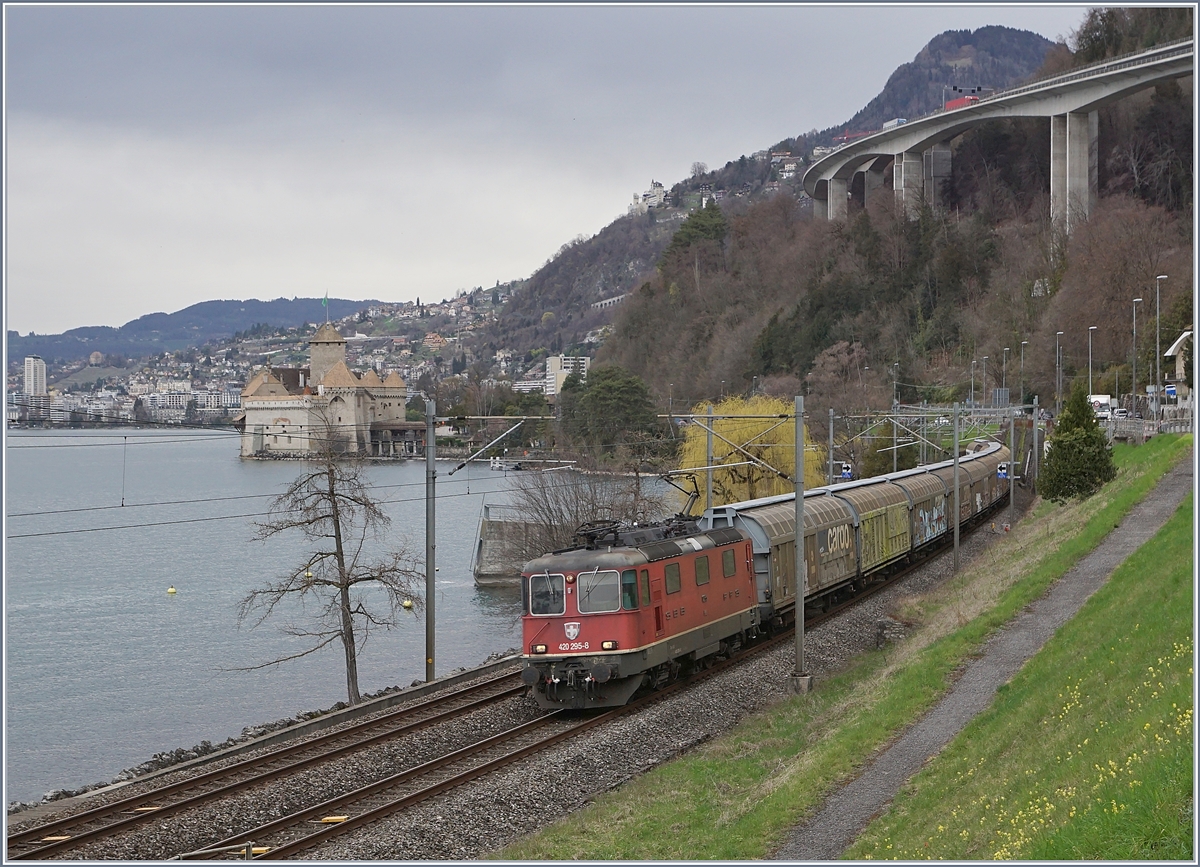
[8,493,1015,860]
[6,670,525,860]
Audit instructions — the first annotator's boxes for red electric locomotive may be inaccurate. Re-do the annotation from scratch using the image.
[519,520,760,709]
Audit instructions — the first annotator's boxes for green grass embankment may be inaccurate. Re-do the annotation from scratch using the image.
[494,434,1192,861]
[847,493,1193,859]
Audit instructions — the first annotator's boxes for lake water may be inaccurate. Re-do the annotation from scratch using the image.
[4,429,524,804]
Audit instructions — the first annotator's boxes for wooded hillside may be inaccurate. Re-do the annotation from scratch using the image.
[598,9,1193,417]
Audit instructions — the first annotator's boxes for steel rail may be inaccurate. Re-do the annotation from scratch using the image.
[7,672,523,860]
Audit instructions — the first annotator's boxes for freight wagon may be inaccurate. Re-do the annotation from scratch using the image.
[519,441,1011,708]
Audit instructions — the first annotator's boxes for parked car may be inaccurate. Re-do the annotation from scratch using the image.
[1114,408,1129,419]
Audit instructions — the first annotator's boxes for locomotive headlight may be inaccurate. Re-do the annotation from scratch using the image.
[601,640,618,650]
[531,644,548,654]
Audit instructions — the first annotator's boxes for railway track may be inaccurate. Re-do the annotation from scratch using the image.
[179,644,777,860]
[5,670,524,861]
[10,495,1011,861]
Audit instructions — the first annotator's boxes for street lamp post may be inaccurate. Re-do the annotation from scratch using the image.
[1133,298,1143,417]
[1088,326,1097,397]
[1020,340,1028,407]
[1055,332,1064,416]
[970,359,976,408]
[1155,274,1167,420]
[1002,347,1009,397]
[981,356,989,407]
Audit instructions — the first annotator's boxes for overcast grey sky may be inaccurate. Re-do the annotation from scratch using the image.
[5,3,1087,336]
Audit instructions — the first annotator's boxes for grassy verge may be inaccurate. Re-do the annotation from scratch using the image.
[847,494,1193,860]
[493,434,1191,860]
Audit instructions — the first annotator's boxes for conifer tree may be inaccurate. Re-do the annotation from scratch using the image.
[1039,384,1117,503]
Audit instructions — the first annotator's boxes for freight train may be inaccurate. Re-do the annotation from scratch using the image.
[519,441,1011,709]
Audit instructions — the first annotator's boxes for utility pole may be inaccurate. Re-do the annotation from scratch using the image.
[706,404,714,511]
[1009,408,1016,530]
[892,363,899,473]
[1055,332,1064,416]
[1133,298,1143,417]
[1156,274,1167,420]
[425,398,436,682]
[790,396,812,694]
[1020,340,1028,406]
[828,407,835,485]
[1031,395,1038,495]
[1088,326,1097,396]
[952,402,960,572]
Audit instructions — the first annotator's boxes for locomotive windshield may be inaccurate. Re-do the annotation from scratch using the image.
[577,569,621,614]
[527,572,566,615]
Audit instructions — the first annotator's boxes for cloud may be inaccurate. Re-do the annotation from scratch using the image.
[7,111,633,331]
[5,4,1086,334]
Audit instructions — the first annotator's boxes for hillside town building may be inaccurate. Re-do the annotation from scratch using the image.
[23,356,46,396]
[238,323,422,458]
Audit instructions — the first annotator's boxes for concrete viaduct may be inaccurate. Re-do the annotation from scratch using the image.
[802,39,1193,231]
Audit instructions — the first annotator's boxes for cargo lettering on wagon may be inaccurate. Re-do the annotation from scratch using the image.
[821,525,853,560]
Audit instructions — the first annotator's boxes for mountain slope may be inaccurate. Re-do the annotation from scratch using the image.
[8,297,379,363]
[479,26,1058,362]
[821,26,1056,140]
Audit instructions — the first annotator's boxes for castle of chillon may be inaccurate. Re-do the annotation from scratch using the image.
[238,323,423,458]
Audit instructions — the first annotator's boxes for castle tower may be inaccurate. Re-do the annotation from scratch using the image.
[308,323,347,384]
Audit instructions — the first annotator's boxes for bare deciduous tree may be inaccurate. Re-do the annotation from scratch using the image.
[505,468,671,564]
[238,418,424,706]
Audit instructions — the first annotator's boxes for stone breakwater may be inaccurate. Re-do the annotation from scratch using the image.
[7,646,519,817]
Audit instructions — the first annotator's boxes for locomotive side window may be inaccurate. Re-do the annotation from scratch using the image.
[722,548,736,578]
[529,572,566,615]
[664,562,681,594]
[694,555,710,586]
[640,570,650,606]
[578,569,621,613]
[620,570,639,610]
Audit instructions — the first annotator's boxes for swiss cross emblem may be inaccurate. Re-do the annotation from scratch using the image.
[564,622,581,640]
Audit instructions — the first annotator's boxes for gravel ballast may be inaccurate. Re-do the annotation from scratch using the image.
[12,478,1122,861]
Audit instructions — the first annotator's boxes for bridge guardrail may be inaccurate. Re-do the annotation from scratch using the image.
[969,39,1193,110]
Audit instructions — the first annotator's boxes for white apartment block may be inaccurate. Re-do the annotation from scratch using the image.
[24,356,47,396]
[545,355,590,397]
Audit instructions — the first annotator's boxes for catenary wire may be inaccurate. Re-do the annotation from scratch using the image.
[5,470,665,539]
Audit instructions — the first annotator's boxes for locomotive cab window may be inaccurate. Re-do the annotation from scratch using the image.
[664,562,681,594]
[620,570,639,610]
[578,569,621,614]
[639,570,650,607]
[694,555,710,586]
[527,573,566,616]
[722,548,737,578]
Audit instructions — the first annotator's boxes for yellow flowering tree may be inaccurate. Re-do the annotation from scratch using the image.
[674,395,828,513]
